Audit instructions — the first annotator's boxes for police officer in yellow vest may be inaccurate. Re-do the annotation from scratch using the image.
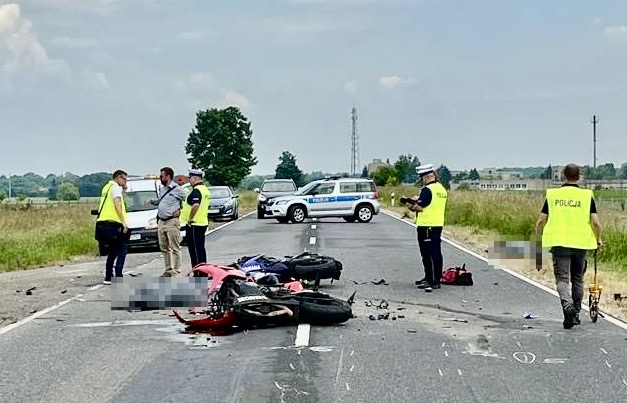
[535,163,602,329]
[184,169,211,267]
[95,169,129,284]
[409,164,448,292]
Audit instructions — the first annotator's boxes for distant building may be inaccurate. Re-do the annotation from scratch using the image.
[477,168,523,181]
[367,158,391,175]
[453,179,552,191]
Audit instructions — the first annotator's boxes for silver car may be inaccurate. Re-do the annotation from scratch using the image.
[208,186,239,221]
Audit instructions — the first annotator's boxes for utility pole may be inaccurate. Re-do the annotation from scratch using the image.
[350,106,360,177]
[592,114,598,170]
[8,174,11,202]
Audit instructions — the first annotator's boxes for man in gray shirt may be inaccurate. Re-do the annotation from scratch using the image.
[148,167,187,277]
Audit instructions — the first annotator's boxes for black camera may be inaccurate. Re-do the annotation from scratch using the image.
[399,196,417,206]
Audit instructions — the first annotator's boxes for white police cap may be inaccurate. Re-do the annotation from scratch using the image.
[416,163,435,176]
[188,169,203,178]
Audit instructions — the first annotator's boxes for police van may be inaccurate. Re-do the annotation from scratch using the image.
[122,176,188,250]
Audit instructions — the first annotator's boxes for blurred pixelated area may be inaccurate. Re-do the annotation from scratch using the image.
[110,277,208,311]
[487,236,549,271]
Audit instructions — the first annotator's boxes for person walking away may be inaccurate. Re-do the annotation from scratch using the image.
[535,163,602,329]
[147,167,186,277]
[183,169,211,267]
[409,164,448,292]
[95,170,129,284]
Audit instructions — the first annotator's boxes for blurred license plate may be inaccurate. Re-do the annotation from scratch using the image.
[209,209,219,214]
[130,234,141,241]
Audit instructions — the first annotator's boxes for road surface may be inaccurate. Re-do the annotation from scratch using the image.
[1,212,627,402]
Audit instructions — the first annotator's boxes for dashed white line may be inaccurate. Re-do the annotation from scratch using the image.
[289,363,295,371]
[349,365,355,372]
[605,360,612,369]
[345,383,351,391]
[458,369,463,376]
[295,324,311,347]
[87,284,102,291]
[309,237,316,245]
[601,348,609,355]
[311,224,317,230]
[438,369,444,377]
[350,350,355,357]
[444,351,449,358]
[622,379,627,387]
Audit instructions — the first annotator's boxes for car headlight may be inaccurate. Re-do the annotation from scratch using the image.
[258,194,267,202]
[275,200,288,205]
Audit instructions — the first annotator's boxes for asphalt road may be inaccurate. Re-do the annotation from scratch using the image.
[2,211,627,403]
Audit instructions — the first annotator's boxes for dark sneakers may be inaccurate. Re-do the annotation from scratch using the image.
[415,277,427,285]
[419,283,441,292]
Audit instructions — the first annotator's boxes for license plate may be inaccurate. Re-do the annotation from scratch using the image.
[129,234,141,241]
[209,209,219,214]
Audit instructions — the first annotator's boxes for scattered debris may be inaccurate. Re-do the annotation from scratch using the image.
[61,290,67,294]
[25,287,36,296]
[371,279,388,286]
[351,280,368,285]
[523,312,539,319]
[443,317,468,323]
[129,273,142,277]
[407,329,418,333]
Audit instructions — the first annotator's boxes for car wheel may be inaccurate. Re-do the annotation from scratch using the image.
[343,216,356,222]
[288,205,306,223]
[356,204,374,223]
[276,217,289,224]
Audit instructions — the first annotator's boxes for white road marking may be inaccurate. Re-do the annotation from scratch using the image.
[345,383,350,391]
[289,363,295,371]
[350,350,355,357]
[513,352,536,364]
[622,379,627,387]
[311,224,317,230]
[382,210,627,331]
[458,369,463,376]
[606,360,612,369]
[309,237,316,245]
[438,369,444,377]
[601,348,609,355]
[295,324,311,347]
[335,348,345,382]
[543,358,569,364]
[444,351,449,357]
[0,294,84,336]
[349,365,355,372]
[0,214,252,336]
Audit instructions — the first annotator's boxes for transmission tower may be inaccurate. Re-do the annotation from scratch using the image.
[591,114,598,169]
[350,106,360,177]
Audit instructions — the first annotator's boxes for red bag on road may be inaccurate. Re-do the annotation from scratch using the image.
[441,264,473,286]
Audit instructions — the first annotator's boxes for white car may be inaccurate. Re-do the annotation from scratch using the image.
[265,177,380,223]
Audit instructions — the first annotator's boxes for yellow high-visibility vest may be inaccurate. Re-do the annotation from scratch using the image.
[179,185,193,225]
[189,184,211,226]
[96,182,127,224]
[542,186,598,250]
[415,182,447,227]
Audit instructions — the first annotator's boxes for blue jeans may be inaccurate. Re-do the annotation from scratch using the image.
[105,238,127,280]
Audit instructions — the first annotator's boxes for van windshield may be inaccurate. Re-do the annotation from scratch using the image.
[124,191,157,212]
[261,182,295,192]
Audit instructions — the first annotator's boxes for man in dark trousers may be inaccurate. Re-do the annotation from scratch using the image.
[535,163,602,329]
[184,169,211,267]
[409,164,448,292]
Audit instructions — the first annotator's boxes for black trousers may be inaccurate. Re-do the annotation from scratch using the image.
[417,226,443,285]
[186,225,208,268]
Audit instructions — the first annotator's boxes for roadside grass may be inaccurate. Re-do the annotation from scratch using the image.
[0,191,258,273]
[379,185,627,322]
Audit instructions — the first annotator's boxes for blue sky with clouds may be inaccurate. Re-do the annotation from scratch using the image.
[1,0,626,177]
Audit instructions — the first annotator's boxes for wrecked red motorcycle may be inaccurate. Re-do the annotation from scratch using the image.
[173,263,354,330]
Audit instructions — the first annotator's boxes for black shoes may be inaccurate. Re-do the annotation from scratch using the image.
[573,314,581,326]
[563,307,577,329]
[415,277,427,285]
[418,283,441,292]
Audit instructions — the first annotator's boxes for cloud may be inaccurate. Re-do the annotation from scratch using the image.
[0,3,69,76]
[172,72,217,94]
[604,25,627,41]
[78,70,109,91]
[50,36,98,49]
[220,90,252,111]
[177,30,214,42]
[0,3,109,92]
[379,75,417,89]
[593,17,604,25]
[345,81,357,93]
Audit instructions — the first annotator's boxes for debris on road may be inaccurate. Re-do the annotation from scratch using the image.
[371,279,389,286]
[523,312,539,319]
[25,287,36,296]
[443,317,468,323]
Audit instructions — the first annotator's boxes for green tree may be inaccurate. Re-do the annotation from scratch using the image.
[436,165,452,189]
[371,166,397,186]
[57,182,80,201]
[394,154,420,183]
[620,163,627,179]
[185,106,258,188]
[274,151,305,187]
[0,190,6,203]
[468,168,480,180]
[452,171,469,183]
[539,164,552,179]
[596,163,616,179]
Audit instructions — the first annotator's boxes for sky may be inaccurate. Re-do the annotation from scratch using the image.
[1,0,627,178]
